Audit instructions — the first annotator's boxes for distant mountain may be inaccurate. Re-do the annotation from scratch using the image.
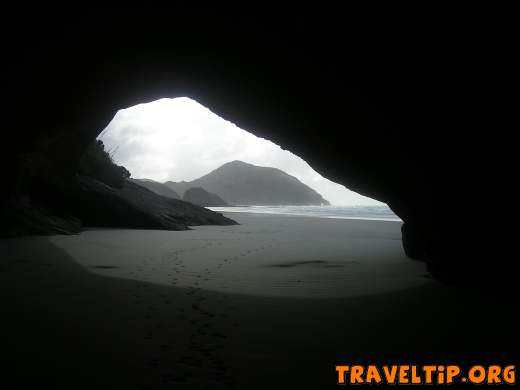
[165,160,330,206]
[183,187,228,207]
[130,178,180,199]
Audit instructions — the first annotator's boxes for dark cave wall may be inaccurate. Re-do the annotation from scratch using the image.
[1,8,457,262]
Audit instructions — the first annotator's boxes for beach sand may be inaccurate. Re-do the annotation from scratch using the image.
[1,213,518,388]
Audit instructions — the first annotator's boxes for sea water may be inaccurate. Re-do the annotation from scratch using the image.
[208,205,401,221]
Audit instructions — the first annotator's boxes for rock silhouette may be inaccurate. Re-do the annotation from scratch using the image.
[76,176,236,230]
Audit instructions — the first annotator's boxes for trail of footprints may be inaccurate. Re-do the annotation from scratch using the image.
[129,238,280,389]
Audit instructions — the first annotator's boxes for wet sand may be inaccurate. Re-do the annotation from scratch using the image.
[1,213,518,389]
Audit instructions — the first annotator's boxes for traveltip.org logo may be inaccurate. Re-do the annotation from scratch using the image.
[335,365,516,385]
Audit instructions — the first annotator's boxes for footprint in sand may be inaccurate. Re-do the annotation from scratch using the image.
[179,355,202,367]
[159,344,172,352]
[90,264,119,269]
[165,375,187,383]
[147,358,160,367]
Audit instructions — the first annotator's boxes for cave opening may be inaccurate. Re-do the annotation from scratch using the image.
[55,96,421,300]
[98,97,394,211]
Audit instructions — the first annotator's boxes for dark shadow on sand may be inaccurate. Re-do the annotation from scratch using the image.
[2,237,518,389]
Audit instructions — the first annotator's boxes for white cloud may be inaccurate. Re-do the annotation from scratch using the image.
[99,97,382,205]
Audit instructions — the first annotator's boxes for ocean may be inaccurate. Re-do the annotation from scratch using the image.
[208,205,401,221]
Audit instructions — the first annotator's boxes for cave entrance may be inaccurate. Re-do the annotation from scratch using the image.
[98,97,387,210]
[57,97,423,299]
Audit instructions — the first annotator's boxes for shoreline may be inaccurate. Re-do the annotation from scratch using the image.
[208,207,402,222]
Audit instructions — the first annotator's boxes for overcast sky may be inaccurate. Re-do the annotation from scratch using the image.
[99,98,382,205]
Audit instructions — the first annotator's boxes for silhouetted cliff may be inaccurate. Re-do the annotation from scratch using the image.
[165,161,330,206]
[77,177,235,229]
[0,139,236,236]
